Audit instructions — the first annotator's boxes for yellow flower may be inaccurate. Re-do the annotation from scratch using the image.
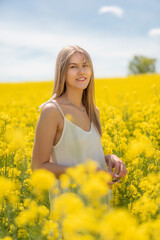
[80,171,111,201]
[4,127,27,150]
[126,135,154,161]
[65,113,73,121]
[63,207,100,237]
[59,173,71,189]
[0,237,13,240]
[37,205,49,219]
[51,192,84,221]
[31,168,57,192]
[0,176,15,203]
[17,229,28,239]
[131,194,159,222]
[41,219,59,238]
[15,200,49,227]
[99,209,146,240]
[66,163,87,185]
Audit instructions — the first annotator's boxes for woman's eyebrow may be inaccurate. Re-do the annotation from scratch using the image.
[69,61,88,65]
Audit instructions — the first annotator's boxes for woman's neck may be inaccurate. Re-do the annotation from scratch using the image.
[62,89,84,107]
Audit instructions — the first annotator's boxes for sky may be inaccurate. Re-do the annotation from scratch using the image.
[0,0,160,82]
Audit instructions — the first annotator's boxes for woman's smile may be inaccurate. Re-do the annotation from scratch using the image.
[76,77,87,82]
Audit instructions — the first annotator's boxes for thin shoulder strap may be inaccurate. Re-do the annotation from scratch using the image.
[38,93,57,112]
[51,100,65,118]
[38,93,65,118]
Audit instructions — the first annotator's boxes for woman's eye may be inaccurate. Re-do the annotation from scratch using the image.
[70,65,88,69]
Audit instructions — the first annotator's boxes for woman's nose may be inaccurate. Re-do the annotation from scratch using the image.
[78,67,85,74]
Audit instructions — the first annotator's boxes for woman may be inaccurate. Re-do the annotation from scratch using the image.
[31,45,127,196]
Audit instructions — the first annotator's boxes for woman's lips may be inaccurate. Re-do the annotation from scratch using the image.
[76,77,86,81]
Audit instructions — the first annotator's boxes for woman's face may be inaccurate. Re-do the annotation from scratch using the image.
[65,52,92,90]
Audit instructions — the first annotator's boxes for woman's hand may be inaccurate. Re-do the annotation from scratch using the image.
[105,154,127,182]
[96,165,120,188]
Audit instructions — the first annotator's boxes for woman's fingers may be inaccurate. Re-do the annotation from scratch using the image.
[118,163,127,179]
[108,159,113,172]
[107,154,127,181]
[113,161,120,175]
[113,161,127,180]
[108,158,120,179]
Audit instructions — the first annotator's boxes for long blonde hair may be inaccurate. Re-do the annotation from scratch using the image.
[53,45,102,136]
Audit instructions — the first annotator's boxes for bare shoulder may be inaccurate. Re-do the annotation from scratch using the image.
[39,102,62,126]
[41,102,60,116]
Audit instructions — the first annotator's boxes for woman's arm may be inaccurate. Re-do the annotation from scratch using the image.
[31,103,71,179]
[38,162,70,179]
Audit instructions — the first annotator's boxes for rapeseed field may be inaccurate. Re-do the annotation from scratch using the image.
[0,73,160,239]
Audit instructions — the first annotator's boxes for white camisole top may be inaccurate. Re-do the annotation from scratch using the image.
[50,100,108,171]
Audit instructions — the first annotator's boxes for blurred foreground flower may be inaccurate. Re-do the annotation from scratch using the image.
[0,176,18,205]
[31,169,58,200]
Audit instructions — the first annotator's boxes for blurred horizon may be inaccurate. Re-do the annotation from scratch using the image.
[0,73,159,85]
